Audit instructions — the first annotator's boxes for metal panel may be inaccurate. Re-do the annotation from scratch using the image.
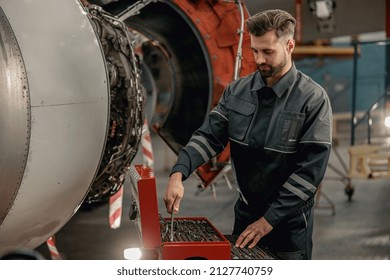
[0,7,30,226]
[0,0,109,253]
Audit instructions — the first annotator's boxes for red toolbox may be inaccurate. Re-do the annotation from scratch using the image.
[127,164,276,260]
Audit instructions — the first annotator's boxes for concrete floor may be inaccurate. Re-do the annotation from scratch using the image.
[35,134,390,260]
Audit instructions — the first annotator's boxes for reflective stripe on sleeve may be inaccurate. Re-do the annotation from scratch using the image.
[187,142,210,162]
[283,182,310,201]
[192,135,217,157]
[290,173,317,193]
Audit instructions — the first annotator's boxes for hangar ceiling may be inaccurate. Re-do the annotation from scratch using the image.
[245,0,386,42]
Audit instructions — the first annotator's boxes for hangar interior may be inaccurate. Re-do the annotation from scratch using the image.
[0,0,389,260]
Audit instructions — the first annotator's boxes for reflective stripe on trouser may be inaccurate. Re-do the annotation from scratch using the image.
[232,198,314,260]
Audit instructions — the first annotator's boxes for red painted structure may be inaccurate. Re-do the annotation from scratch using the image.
[154,0,257,188]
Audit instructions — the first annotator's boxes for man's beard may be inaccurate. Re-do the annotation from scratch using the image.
[258,55,287,78]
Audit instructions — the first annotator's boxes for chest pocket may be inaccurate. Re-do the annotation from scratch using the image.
[227,96,256,141]
[266,111,305,153]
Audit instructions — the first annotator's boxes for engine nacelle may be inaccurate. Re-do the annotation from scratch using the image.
[0,0,143,255]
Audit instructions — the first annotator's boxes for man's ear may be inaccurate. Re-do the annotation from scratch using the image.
[287,38,295,53]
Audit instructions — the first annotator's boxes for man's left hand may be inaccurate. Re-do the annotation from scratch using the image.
[235,217,273,248]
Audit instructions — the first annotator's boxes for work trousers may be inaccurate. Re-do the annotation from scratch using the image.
[232,198,314,260]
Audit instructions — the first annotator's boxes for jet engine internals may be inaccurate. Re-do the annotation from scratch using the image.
[83,5,145,204]
[0,0,144,256]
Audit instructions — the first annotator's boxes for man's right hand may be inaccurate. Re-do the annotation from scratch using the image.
[163,172,184,214]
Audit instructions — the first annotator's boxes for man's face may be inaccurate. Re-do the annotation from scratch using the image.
[250,31,294,78]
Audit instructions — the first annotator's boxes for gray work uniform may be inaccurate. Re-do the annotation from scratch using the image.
[171,64,332,259]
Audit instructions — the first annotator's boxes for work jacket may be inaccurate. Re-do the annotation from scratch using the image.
[171,64,332,227]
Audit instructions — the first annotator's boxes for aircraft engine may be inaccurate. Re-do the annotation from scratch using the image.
[0,0,143,255]
[0,0,255,256]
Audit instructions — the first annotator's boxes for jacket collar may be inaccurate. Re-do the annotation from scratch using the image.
[251,63,297,98]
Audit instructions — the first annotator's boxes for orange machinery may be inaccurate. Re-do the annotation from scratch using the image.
[121,0,257,190]
[168,0,256,190]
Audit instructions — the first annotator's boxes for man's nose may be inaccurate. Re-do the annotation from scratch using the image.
[255,54,266,64]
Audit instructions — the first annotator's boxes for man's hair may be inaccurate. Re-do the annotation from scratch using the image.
[246,9,296,39]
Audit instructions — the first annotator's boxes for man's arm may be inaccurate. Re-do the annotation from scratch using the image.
[163,86,231,213]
